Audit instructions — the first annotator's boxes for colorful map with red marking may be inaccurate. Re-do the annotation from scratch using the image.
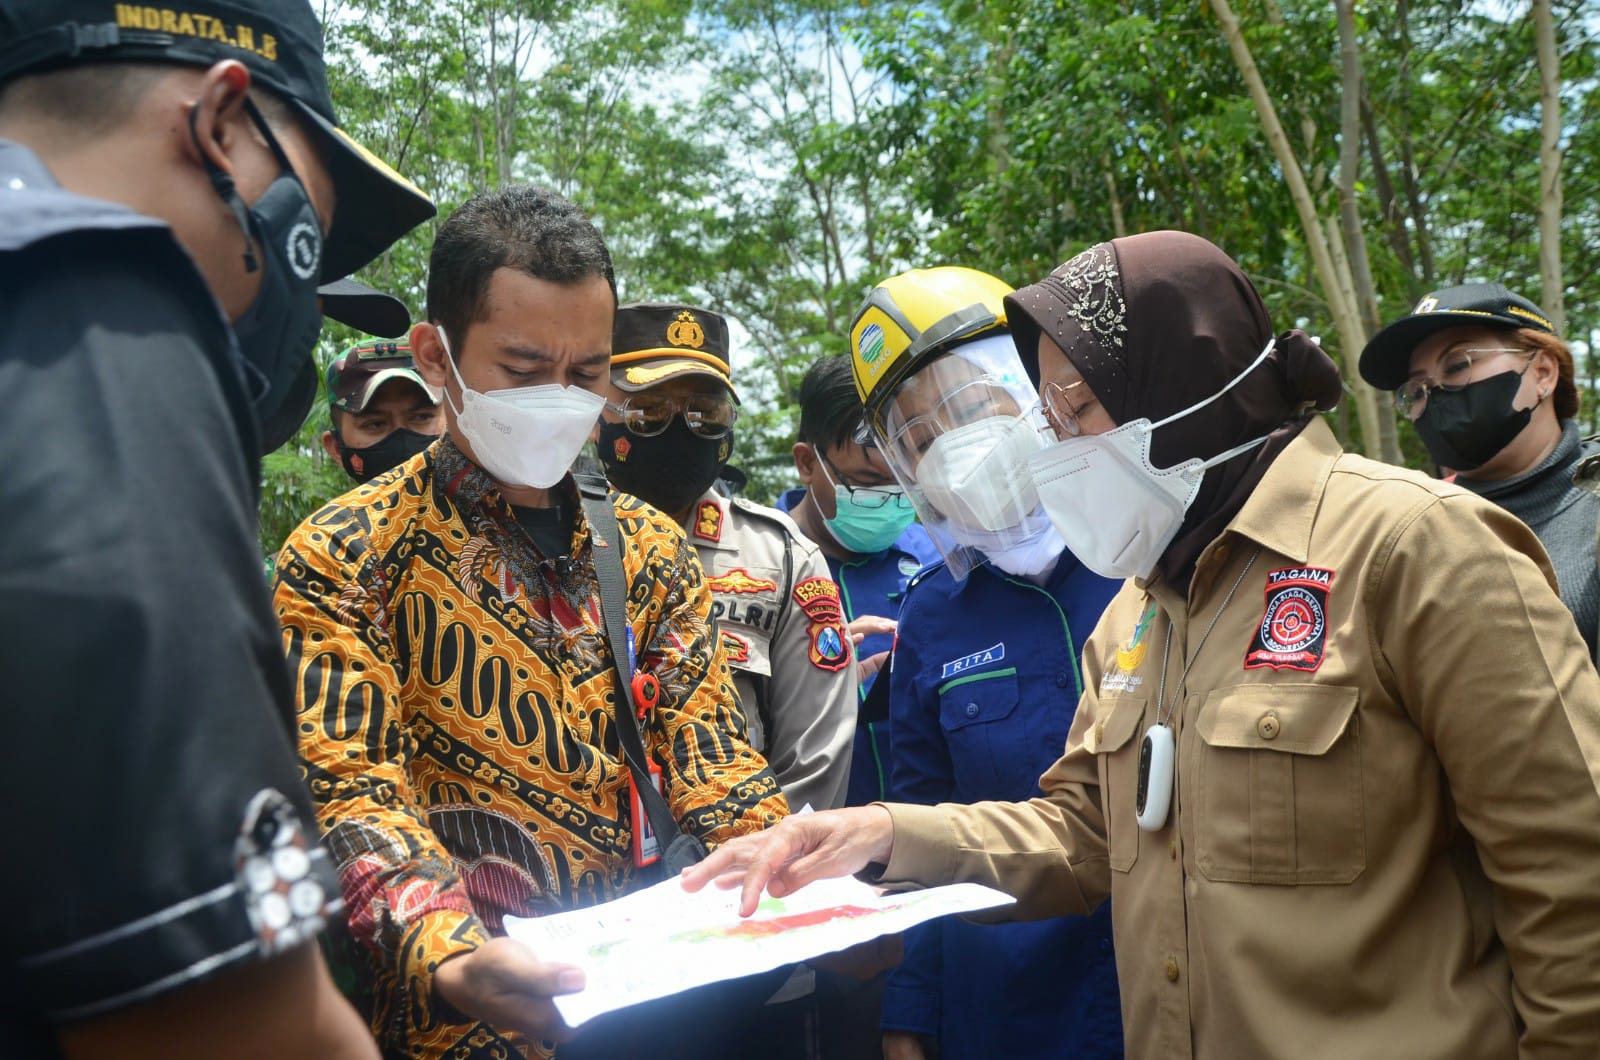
[507,874,1012,1026]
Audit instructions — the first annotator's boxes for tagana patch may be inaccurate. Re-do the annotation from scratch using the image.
[1245,567,1334,672]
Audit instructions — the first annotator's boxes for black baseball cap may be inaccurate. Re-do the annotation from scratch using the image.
[612,303,739,399]
[318,277,410,337]
[1359,282,1558,391]
[0,0,435,280]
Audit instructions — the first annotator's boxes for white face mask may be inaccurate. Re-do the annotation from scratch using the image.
[981,519,1066,578]
[437,327,606,489]
[915,415,1046,533]
[1025,339,1277,581]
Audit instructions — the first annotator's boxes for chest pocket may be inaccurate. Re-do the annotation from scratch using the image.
[938,668,1026,799]
[1192,684,1364,885]
[1085,695,1146,873]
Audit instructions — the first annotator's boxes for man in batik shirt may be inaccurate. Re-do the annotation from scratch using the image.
[273,185,786,1059]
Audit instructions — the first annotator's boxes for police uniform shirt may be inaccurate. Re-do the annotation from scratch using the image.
[0,140,340,1054]
[877,418,1600,1058]
[776,486,940,805]
[687,488,857,812]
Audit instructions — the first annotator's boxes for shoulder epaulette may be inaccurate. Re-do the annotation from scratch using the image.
[729,495,809,543]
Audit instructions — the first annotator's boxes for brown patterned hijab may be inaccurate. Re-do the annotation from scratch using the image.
[1006,231,1343,591]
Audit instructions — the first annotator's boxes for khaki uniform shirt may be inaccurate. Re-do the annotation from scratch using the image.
[881,419,1600,1059]
[687,487,857,811]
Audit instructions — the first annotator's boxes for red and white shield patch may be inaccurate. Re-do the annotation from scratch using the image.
[1245,567,1334,672]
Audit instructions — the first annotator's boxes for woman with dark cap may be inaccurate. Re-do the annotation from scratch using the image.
[1357,283,1600,661]
[682,231,1600,1059]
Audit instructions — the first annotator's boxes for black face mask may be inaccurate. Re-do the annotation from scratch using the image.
[598,419,733,513]
[1414,367,1538,472]
[336,428,437,483]
[195,99,325,454]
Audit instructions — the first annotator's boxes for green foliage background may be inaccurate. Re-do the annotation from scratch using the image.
[261,0,1600,553]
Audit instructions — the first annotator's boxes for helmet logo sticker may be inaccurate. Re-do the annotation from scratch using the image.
[860,323,886,365]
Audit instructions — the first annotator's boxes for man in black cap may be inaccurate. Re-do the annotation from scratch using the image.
[1359,283,1600,660]
[600,303,857,814]
[597,302,857,1059]
[0,1,432,1056]
[322,339,442,483]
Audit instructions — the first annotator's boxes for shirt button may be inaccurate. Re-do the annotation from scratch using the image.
[965,703,979,718]
[1164,957,1181,982]
[1258,713,1281,739]
[1169,839,1178,861]
[1213,544,1230,564]
[1055,671,1071,688]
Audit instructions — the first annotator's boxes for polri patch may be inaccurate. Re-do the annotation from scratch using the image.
[793,576,851,672]
[1245,567,1334,672]
[940,642,1005,680]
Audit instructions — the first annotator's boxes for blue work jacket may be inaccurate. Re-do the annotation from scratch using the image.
[883,553,1125,1058]
[776,487,939,805]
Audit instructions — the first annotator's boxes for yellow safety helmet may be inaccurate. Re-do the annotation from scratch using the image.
[848,266,1015,438]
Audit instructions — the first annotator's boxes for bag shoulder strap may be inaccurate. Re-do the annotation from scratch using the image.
[575,475,684,848]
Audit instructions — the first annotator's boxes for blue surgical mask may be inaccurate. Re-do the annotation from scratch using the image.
[816,456,917,554]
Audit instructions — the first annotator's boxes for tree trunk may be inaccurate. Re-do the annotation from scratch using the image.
[1334,0,1399,463]
[1533,0,1566,334]
[1208,0,1388,459]
[1103,158,1128,239]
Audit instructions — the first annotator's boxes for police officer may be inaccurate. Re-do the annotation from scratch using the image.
[597,302,856,1058]
[848,267,1124,1060]
[598,304,857,812]
[0,1,433,1055]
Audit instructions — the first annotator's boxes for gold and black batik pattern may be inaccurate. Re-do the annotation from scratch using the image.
[274,438,785,1059]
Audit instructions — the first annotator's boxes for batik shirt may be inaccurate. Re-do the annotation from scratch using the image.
[274,437,786,1059]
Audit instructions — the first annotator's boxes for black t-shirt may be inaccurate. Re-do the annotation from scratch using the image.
[0,227,338,1052]
[513,501,578,559]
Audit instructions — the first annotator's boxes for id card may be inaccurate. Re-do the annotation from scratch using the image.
[630,762,664,867]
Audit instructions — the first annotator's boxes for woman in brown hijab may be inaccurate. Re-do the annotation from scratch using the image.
[1007,230,1342,590]
[684,232,1600,1060]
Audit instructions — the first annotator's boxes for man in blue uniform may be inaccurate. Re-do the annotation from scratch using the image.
[0,1,434,1056]
[848,268,1124,1060]
[779,353,939,807]
[776,353,939,1060]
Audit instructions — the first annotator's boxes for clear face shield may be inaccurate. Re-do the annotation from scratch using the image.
[876,333,1063,580]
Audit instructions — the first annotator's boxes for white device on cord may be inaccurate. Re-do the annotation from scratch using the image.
[1135,723,1175,831]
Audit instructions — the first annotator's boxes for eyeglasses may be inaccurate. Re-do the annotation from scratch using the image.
[815,453,909,510]
[1395,347,1532,420]
[889,378,1021,461]
[1042,379,1099,437]
[606,393,739,438]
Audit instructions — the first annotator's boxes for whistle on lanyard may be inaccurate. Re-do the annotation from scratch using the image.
[625,627,662,719]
